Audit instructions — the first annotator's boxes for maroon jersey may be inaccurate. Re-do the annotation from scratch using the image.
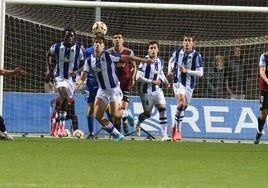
[107,47,135,91]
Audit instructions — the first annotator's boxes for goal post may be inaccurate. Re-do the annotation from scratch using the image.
[0,0,6,116]
[1,0,268,140]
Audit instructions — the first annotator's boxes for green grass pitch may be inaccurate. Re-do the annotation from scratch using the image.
[0,137,267,188]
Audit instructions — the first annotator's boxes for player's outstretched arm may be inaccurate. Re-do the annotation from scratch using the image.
[121,55,154,64]
[0,67,26,76]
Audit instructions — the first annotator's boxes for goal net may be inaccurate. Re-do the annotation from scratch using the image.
[1,0,268,140]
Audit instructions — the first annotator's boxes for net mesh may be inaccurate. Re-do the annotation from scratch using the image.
[4,1,268,100]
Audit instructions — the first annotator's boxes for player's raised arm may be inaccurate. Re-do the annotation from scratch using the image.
[121,55,154,64]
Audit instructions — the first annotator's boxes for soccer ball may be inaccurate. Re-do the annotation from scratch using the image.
[62,129,71,137]
[73,129,84,139]
[92,21,108,35]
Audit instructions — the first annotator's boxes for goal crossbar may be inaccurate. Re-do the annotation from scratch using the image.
[4,0,268,13]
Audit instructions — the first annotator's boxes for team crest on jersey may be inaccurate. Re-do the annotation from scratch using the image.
[154,62,159,73]
[138,63,143,69]
[92,59,102,72]
[63,56,70,62]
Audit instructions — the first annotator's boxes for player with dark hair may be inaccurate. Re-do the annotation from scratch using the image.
[83,45,99,139]
[46,27,84,136]
[75,35,153,141]
[254,53,268,144]
[0,67,26,140]
[167,35,204,141]
[135,40,171,141]
[83,29,108,139]
[107,32,137,134]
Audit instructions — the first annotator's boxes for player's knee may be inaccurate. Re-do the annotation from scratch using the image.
[144,112,151,118]
[158,107,166,113]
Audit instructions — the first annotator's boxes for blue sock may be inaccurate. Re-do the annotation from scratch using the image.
[87,115,95,134]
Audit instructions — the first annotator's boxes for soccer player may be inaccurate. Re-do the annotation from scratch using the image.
[107,32,137,134]
[83,30,110,139]
[167,35,204,141]
[82,38,103,139]
[254,52,268,144]
[0,67,26,140]
[46,28,84,129]
[135,41,171,141]
[75,35,153,141]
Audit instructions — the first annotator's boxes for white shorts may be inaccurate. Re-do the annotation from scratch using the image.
[140,89,166,112]
[96,86,123,105]
[54,77,74,98]
[173,83,194,104]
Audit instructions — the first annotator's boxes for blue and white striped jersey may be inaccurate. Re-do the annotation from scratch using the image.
[136,55,168,94]
[84,51,121,90]
[49,42,84,81]
[168,48,203,89]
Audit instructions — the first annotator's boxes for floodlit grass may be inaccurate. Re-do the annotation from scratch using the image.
[0,137,268,188]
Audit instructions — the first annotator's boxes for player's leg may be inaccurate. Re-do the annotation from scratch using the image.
[155,90,170,141]
[175,94,186,130]
[86,87,98,139]
[94,91,123,141]
[68,101,78,132]
[110,87,134,128]
[86,102,95,139]
[254,90,268,144]
[57,86,69,119]
[55,79,74,120]
[135,93,152,136]
[50,110,59,137]
[0,116,14,140]
[170,94,186,141]
[121,91,131,134]
[171,84,192,141]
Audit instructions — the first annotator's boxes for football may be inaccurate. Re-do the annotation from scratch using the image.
[92,21,108,35]
[73,129,84,139]
[62,129,71,137]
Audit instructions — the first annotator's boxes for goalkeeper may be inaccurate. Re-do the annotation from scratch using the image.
[0,67,26,140]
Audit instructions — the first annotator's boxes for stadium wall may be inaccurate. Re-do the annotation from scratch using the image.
[3,92,261,140]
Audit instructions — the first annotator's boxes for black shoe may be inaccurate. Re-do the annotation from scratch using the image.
[123,122,129,134]
[87,133,94,139]
[254,132,262,144]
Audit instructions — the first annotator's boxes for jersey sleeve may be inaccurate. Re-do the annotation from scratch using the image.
[48,43,57,55]
[129,50,135,65]
[83,58,91,73]
[260,54,266,67]
[168,51,177,72]
[136,62,152,83]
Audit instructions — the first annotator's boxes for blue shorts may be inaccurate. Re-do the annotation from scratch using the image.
[86,88,98,103]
